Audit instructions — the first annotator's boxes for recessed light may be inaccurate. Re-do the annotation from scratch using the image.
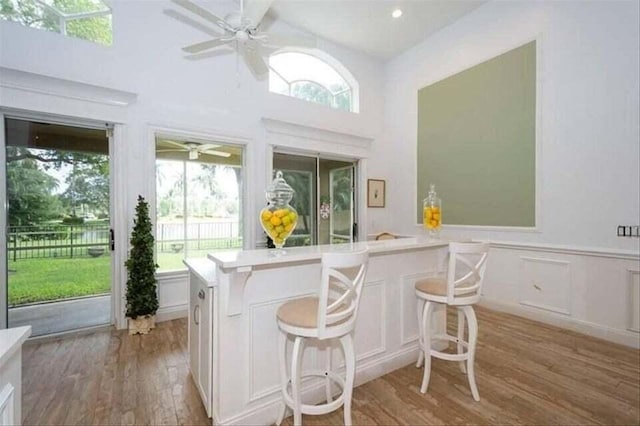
[392,9,403,18]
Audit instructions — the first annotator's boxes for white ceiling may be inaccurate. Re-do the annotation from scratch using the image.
[268,0,486,61]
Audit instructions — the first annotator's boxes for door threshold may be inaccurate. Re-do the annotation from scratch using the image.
[26,323,114,343]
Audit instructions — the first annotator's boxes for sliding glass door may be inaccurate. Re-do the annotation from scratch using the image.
[3,116,112,336]
[272,152,357,247]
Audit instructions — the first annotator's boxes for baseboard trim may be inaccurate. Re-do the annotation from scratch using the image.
[480,299,640,349]
[156,304,187,322]
[217,342,441,425]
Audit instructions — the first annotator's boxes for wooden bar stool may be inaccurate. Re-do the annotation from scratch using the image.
[414,242,489,401]
[275,250,369,426]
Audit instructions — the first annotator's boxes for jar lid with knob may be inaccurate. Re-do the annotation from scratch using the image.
[265,170,294,205]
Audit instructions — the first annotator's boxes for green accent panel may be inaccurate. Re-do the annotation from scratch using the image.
[417,41,536,227]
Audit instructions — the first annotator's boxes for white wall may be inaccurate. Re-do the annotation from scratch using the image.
[372,0,640,347]
[0,0,384,326]
[374,0,639,251]
[1,0,639,345]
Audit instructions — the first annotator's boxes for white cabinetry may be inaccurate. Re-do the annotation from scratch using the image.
[0,326,31,426]
[184,259,217,420]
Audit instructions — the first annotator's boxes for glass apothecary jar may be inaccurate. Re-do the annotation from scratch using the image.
[423,184,442,239]
[260,170,298,250]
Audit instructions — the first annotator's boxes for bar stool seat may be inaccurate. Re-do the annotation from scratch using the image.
[415,242,489,402]
[277,297,350,336]
[415,277,478,298]
[276,250,369,426]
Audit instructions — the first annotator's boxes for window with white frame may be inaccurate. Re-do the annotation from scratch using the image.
[269,51,358,112]
[0,0,112,45]
[155,137,243,272]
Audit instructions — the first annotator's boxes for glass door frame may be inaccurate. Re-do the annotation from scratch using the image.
[0,109,116,331]
[1,113,7,329]
[271,148,360,247]
[329,164,355,243]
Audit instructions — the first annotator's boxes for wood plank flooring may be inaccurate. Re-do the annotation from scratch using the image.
[22,307,639,425]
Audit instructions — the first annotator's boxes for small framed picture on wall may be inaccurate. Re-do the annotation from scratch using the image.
[367,179,385,208]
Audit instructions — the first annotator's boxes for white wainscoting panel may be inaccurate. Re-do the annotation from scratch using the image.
[519,256,572,315]
[482,243,640,348]
[248,293,318,402]
[628,270,640,332]
[400,272,435,345]
[156,273,188,321]
[353,280,386,361]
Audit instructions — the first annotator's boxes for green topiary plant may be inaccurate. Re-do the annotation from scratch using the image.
[125,195,159,320]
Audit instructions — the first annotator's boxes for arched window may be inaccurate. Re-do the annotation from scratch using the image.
[269,50,359,113]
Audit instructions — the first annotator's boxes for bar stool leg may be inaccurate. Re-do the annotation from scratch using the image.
[457,307,467,374]
[420,301,434,394]
[276,331,288,426]
[291,336,305,426]
[416,298,425,368]
[340,333,355,426]
[463,306,480,401]
[325,345,333,403]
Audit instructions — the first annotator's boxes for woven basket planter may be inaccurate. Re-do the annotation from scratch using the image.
[128,315,156,335]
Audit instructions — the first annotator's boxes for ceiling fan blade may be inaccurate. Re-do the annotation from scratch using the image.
[185,48,234,61]
[201,150,232,158]
[242,48,269,77]
[172,0,224,26]
[264,33,316,49]
[162,140,189,149]
[197,144,221,150]
[156,149,185,153]
[242,0,274,27]
[164,9,221,37]
[182,38,230,54]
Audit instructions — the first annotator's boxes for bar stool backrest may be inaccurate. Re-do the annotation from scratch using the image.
[446,242,490,304]
[317,249,369,339]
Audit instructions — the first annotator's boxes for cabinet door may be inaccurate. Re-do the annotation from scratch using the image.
[197,284,211,417]
[188,272,201,384]
[0,384,15,426]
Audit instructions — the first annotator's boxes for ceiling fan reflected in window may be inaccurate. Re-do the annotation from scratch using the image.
[165,0,316,78]
[157,140,231,160]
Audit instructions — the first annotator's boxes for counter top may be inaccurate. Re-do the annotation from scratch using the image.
[0,326,31,367]
[208,236,449,270]
[183,258,217,286]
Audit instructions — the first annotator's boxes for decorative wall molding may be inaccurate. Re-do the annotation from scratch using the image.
[248,292,316,403]
[488,240,639,261]
[518,256,572,316]
[262,117,373,158]
[354,280,387,362]
[157,274,189,314]
[627,269,640,333]
[400,272,436,346]
[0,67,137,107]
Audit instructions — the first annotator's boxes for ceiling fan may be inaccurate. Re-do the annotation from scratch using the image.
[165,0,316,78]
[157,140,231,160]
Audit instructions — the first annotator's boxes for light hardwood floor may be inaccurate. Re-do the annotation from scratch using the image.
[22,307,640,425]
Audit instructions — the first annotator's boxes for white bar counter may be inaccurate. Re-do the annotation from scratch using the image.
[188,237,450,425]
[0,326,31,425]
